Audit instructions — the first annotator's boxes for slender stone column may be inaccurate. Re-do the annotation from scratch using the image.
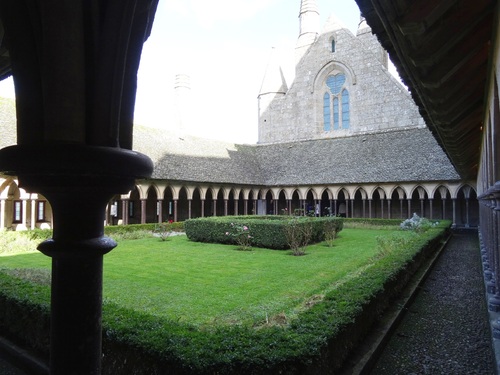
[465,198,470,227]
[19,198,28,230]
[140,199,147,224]
[174,200,178,222]
[0,199,5,229]
[188,199,192,219]
[157,199,163,223]
[452,198,457,227]
[31,198,36,229]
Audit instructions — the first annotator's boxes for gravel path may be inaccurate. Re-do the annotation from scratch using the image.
[370,230,495,374]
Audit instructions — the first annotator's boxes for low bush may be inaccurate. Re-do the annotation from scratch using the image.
[400,213,439,233]
[104,222,184,236]
[0,230,51,255]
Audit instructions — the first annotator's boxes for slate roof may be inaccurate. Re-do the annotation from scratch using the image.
[132,126,264,185]
[252,129,460,185]
[0,97,16,149]
[0,98,460,186]
[132,125,460,186]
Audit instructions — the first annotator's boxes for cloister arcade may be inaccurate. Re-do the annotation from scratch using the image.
[0,177,478,231]
[105,180,478,228]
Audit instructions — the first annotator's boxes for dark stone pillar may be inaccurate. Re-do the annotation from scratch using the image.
[0,146,153,374]
[0,1,158,373]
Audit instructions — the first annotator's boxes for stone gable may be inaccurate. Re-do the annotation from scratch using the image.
[258,15,425,144]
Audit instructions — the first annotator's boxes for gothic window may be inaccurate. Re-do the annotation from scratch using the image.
[323,73,350,131]
[129,201,134,218]
[36,200,46,221]
[13,200,22,222]
[342,89,350,129]
[331,39,336,53]
[323,93,331,131]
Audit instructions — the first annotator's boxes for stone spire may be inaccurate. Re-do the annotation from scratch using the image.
[174,73,192,134]
[356,15,389,69]
[258,47,288,143]
[356,15,371,35]
[259,47,288,97]
[296,0,320,64]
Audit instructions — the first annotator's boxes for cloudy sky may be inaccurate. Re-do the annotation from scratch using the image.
[0,0,362,143]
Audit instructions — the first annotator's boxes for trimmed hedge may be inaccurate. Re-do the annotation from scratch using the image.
[0,225,450,374]
[104,222,184,236]
[0,273,50,360]
[184,215,344,250]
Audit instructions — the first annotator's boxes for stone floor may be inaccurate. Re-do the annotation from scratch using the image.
[370,229,495,374]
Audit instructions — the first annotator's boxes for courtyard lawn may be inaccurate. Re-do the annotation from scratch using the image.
[0,228,392,327]
[0,225,449,373]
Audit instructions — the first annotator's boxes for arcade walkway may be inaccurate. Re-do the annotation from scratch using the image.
[370,229,495,374]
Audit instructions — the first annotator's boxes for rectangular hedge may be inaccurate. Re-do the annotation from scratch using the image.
[184,215,344,250]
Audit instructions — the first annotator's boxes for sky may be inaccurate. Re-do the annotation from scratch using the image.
[0,0,363,144]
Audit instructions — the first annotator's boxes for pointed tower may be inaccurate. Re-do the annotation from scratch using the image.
[258,47,288,143]
[356,15,388,68]
[295,0,320,65]
[174,73,192,135]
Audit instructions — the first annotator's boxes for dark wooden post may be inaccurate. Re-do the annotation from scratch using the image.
[0,1,158,373]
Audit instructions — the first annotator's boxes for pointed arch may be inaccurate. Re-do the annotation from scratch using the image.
[290,189,302,215]
[163,186,175,222]
[177,186,190,221]
[456,184,479,227]
[390,186,407,219]
[409,185,429,218]
[191,187,203,219]
[353,187,367,218]
[336,188,349,217]
[145,185,159,223]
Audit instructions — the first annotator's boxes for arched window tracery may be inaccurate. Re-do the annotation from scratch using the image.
[323,73,350,131]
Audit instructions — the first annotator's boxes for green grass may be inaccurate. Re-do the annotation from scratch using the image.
[0,228,404,327]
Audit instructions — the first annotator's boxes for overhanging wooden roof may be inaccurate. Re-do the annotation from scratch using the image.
[355,0,497,180]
